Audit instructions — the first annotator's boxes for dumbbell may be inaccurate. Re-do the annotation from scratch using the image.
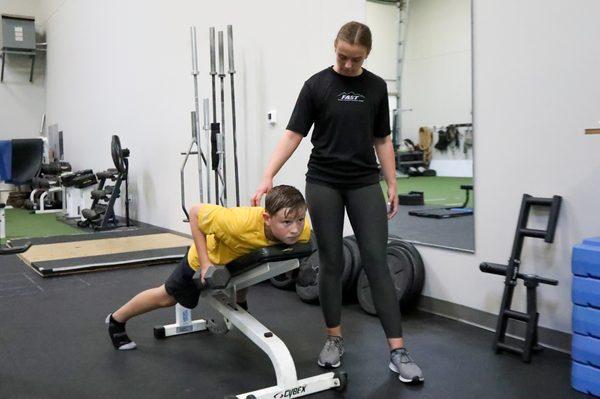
[193,266,231,289]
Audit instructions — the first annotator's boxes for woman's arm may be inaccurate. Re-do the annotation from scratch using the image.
[251,130,304,206]
[374,135,398,219]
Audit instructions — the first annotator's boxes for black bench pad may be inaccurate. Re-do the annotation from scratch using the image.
[225,242,315,277]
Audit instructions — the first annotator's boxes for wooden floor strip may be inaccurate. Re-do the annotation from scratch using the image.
[19,233,192,263]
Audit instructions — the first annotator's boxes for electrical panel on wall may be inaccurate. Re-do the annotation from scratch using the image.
[1,14,38,83]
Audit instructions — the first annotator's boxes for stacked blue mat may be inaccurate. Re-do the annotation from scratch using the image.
[572,237,600,397]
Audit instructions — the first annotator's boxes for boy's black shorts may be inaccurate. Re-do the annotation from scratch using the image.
[164,254,201,309]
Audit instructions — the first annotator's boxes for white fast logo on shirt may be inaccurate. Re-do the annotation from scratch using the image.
[337,92,365,102]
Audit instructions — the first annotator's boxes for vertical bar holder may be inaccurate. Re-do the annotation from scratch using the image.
[227,25,240,206]
[481,194,562,363]
[522,278,540,362]
[209,27,219,203]
[217,31,227,206]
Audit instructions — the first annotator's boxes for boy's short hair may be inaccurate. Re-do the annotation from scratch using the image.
[265,185,306,217]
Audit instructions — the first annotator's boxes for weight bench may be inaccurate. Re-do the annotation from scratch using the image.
[154,242,347,399]
[28,176,67,214]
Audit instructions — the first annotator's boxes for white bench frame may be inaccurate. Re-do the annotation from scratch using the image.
[155,258,345,399]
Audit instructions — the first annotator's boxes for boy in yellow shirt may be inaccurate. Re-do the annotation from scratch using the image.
[107,185,311,350]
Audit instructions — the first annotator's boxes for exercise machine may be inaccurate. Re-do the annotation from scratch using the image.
[408,184,473,219]
[480,194,562,362]
[25,161,72,214]
[180,27,210,220]
[62,169,97,219]
[154,242,347,398]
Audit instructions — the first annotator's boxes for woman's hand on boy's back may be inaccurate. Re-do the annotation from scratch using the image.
[251,177,273,206]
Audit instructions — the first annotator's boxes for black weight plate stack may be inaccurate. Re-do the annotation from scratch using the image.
[342,235,362,301]
[270,268,299,290]
[356,245,414,316]
[111,135,127,174]
[295,251,320,303]
[341,243,352,293]
[293,240,351,300]
[388,236,425,308]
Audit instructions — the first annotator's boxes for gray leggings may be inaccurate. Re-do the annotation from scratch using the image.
[305,181,403,338]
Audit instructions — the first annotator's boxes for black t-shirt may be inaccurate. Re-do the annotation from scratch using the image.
[287,66,390,188]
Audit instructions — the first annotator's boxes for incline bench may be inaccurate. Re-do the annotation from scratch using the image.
[154,242,347,399]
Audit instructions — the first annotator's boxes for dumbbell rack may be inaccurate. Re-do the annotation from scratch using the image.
[79,168,129,230]
[480,194,562,363]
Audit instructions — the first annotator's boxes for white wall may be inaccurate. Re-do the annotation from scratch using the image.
[0,0,45,140]
[367,0,599,335]
[365,2,399,140]
[367,0,472,176]
[365,1,398,89]
[403,0,472,164]
[418,0,600,335]
[42,0,365,230]
[38,0,600,337]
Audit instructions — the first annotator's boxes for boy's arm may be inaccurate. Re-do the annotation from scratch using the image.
[189,204,213,279]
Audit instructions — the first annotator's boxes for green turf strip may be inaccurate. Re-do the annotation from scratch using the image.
[381,176,474,207]
[1,208,85,244]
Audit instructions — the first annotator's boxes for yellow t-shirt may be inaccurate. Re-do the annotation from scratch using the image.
[187,204,311,271]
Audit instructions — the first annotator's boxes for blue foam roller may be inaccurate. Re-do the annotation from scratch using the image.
[573,244,600,278]
[583,237,600,247]
[572,361,600,397]
[572,333,600,368]
[573,277,600,308]
[573,306,600,338]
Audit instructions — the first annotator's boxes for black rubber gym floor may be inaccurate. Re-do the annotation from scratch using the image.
[389,205,475,252]
[0,256,589,399]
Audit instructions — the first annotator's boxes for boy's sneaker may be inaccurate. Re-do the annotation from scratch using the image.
[317,335,344,368]
[106,313,137,350]
[389,348,424,383]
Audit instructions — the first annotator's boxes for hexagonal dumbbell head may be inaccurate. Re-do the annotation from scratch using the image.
[203,266,231,289]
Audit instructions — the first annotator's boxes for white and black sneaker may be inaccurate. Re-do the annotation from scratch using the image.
[389,347,424,383]
[317,335,344,368]
[106,313,137,350]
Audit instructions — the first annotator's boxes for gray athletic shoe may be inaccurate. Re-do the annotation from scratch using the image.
[389,348,424,383]
[317,335,344,368]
